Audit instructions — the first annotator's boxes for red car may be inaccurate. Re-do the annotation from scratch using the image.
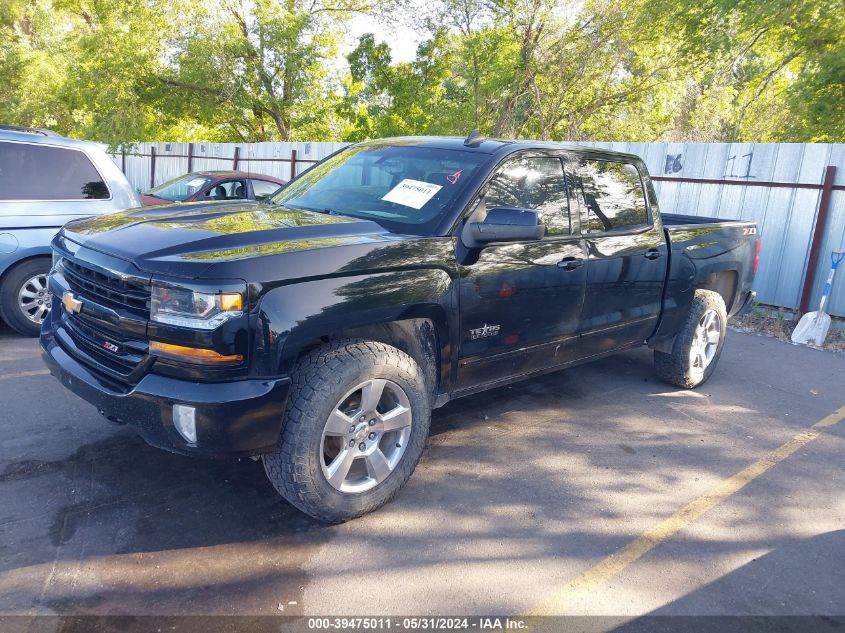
[140,171,285,206]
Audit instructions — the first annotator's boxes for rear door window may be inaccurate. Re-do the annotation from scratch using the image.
[0,141,110,201]
[570,159,649,233]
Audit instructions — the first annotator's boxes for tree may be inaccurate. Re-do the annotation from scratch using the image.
[641,0,845,142]
[1,0,843,144]
[342,31,457,139]
[160,0,377,141]
[0,0,190,145]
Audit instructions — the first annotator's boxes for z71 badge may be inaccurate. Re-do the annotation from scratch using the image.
[470,323,501,340]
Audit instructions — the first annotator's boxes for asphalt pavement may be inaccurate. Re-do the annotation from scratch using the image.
[0,324,843,619]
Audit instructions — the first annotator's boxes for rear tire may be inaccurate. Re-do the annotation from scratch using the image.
[0,258,52,337]
[654,289,727,389]
[262,339,431,523]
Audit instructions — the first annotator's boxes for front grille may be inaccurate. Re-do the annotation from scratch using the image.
[62,258,150,317]
[63,315,148,379]
[55,255,152,384]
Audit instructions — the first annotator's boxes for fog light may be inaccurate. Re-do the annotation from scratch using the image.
[172,404,197,443]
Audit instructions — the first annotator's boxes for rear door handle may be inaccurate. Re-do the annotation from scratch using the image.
[644,248,662,260]
[557,257,584,271]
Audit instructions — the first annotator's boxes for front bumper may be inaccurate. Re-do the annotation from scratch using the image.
[41,324,290,458]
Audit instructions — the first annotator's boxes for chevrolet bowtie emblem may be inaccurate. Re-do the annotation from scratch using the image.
[62,292,83,315]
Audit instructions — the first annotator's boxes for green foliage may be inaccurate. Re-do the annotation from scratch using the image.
[0,0,843,144]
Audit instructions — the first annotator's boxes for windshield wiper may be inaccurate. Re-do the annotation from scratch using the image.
[280,203,338,216]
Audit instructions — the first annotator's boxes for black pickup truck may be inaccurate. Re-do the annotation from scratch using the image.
[41,135,759,522]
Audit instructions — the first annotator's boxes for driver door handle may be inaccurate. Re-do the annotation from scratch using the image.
[558,257,584,271]
[644,248,662,260]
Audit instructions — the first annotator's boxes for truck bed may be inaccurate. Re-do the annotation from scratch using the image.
[661,213,755,229]
[653,211,759,343]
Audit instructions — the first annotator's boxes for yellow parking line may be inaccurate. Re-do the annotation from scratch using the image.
[527,404,845,616]
[0,369,50,381]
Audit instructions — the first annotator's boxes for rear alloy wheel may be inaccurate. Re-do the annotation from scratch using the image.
[18,273,51,325]
[689,309,721,381]
[654,289,727,389]
[0,258,52,336]
[263,339,431,523]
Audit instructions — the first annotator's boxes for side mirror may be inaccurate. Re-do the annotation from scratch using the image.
[462,207,545,248]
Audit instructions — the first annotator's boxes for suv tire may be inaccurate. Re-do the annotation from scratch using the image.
[654,289,727,389]
[0,258,52,337]
[263,339,431,523]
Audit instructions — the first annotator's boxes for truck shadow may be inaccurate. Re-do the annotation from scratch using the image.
[0,343,838,614]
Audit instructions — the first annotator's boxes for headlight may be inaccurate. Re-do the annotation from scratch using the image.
[51,250,63,271]
[150,281,245,329]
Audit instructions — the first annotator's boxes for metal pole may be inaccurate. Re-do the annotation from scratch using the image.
[150,146,156,189]
[290,149,297,179]
[799,165,837,313]
[187,142,194,172]
[121,146,126,174]
[233,146,240,170]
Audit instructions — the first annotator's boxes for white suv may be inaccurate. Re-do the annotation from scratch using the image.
[0,125,140,335]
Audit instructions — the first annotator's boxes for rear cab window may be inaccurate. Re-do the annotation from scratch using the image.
[569,158,649,233]
[0,141,110,201]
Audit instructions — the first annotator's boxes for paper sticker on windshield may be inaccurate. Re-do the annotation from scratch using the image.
[381,179,442,209]
[186,178,207,188]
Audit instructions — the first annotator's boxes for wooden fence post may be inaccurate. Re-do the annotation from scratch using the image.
[187,142,194,172]
[233,146,240,170]
[290,149,297,179]
[150,145,156,189]
[800,165,837,313]
[121,146,126,174]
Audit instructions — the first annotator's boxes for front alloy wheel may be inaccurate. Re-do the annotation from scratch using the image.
[321,378,413,493]
[262,339,431,523]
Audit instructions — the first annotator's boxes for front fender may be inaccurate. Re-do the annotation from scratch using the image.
[252,268,457,376]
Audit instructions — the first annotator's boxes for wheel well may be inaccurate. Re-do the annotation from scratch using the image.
[295,318,441,399]
[0,254,51,288]
[697,270,737,313]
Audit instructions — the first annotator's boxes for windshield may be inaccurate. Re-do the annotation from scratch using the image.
[271,142,488,235]
[146,174,212,201]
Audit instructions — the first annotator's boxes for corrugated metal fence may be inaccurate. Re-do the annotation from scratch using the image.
[110,141,845,317]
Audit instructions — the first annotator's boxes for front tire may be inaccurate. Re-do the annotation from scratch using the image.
[654,289,727,389]
[263,339,431,523]
[0,258,52,337]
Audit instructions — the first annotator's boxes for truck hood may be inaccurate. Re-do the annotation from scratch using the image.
[61,201,393,277]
